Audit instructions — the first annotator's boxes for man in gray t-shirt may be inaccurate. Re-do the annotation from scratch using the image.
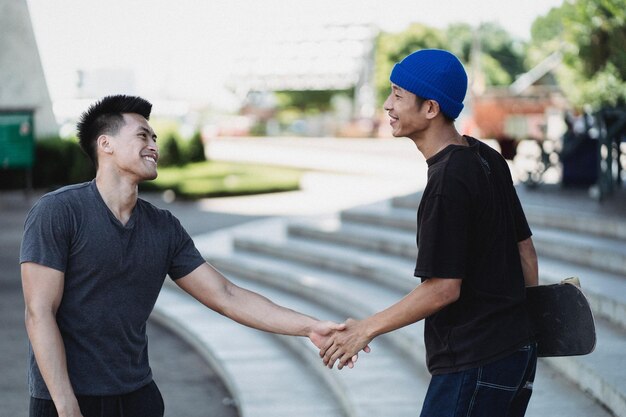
[21,95,365,417]
[21,180,205,400]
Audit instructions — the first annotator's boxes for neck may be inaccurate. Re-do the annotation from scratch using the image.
[95,169,139,225]
[410,124,465,160]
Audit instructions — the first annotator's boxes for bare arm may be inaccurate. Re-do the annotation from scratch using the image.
[518,237,538,287]
[175,263,346,349]
[321,277,461,369]
[22,262,82,417]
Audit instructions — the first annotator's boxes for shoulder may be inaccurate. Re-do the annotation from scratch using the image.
[433,144,480,179]
[29,182,92,213]
[137,197,173,219]
[136,198,184,229]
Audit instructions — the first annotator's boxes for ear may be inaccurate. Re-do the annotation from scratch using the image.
[425,100,441,120]
[97,135,113,155]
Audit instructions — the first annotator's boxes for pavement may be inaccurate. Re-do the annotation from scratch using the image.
[1,136,624,416]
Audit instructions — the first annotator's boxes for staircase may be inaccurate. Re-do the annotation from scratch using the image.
[154,187,626,417]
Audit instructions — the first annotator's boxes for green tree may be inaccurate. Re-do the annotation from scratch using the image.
[478,22,526,84]
[530,0,626,108]
[446,22,526,87]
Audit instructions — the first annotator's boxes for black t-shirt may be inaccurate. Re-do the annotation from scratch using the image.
[415,136,533,375]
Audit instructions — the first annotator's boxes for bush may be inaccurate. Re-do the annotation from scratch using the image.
[185,131,206,163]
[0,137,94,190]
[158,133,184,167]
[34,138,94,187]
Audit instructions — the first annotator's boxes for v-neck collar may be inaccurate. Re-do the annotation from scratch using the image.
[90,180,139,230]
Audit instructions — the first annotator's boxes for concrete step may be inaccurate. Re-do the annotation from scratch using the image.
[232,233,416,294]
[391,192,626,241]
[341,201,417,233]
[542,319,626,417]
[532,227,626,276]
[152,284,346,417]
[288,217,417,259]
[287,216,626,329]
[207,251,426,366]
[340,203,626,275]
[203,246,614,417]
[390,192,626,240]
[224,273,430,417]
[230,231,626,416]
[539,257,626,330]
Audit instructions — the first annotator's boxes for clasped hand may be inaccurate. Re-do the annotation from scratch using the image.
[317,318,372,370]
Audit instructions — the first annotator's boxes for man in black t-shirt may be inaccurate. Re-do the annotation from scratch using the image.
[321,49,539,417]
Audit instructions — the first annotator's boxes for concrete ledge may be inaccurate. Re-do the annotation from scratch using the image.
[532,228,626,276]
[152,284,348,417]
[151,287,243,416]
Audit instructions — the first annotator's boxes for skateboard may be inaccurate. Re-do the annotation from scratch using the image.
[526,277,596,357]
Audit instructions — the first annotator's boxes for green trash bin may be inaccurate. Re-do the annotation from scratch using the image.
[0,111,35,169]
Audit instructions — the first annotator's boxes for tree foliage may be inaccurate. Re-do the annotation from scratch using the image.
[530,0,626,109]
[275,89,352,113]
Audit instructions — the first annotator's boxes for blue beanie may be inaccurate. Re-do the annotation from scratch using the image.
[390,49,467,119]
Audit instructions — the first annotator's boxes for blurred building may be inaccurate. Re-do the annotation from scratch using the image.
[469,51,568,158]
[0,0,58,138]
[226,23,378,136]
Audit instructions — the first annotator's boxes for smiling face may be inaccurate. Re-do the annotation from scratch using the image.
[99,113,159,182]
[383,84,429,139]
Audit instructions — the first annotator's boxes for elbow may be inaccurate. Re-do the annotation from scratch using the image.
[431,278,461,308]
[24,304,57,331]
[443,283,461,305]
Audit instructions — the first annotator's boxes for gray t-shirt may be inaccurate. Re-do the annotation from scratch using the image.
[20,180,206,398]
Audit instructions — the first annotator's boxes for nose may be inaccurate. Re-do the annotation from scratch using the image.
[383,93,393,111]
[148,137,158,150]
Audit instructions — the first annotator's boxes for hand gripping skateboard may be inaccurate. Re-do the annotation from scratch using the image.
[526,277,597,357]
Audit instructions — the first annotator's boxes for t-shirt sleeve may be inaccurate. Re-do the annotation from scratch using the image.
[497,151,532,242]
[415,174,471,279]
[511,188,532,242]
[20,195,71,273]
[167,215,206,280]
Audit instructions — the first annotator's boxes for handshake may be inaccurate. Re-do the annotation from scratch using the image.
[310,318,373,370]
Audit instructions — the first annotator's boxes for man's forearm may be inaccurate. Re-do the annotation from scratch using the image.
[218,283,318,336]
[26,313,80,415]
[321,277,461,369]
[363,277,461,339]
[177,263,319,337]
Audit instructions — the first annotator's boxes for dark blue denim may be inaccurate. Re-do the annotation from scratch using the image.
[29,380,164,417]
[420,344,537,417]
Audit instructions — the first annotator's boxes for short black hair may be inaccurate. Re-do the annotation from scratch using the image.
[77,95,152,167]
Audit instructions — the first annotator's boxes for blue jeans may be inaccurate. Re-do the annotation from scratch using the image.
[29,380,165,417]
[420,344,537,417]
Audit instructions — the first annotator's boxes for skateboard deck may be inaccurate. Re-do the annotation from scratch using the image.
[526,278,596,357]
